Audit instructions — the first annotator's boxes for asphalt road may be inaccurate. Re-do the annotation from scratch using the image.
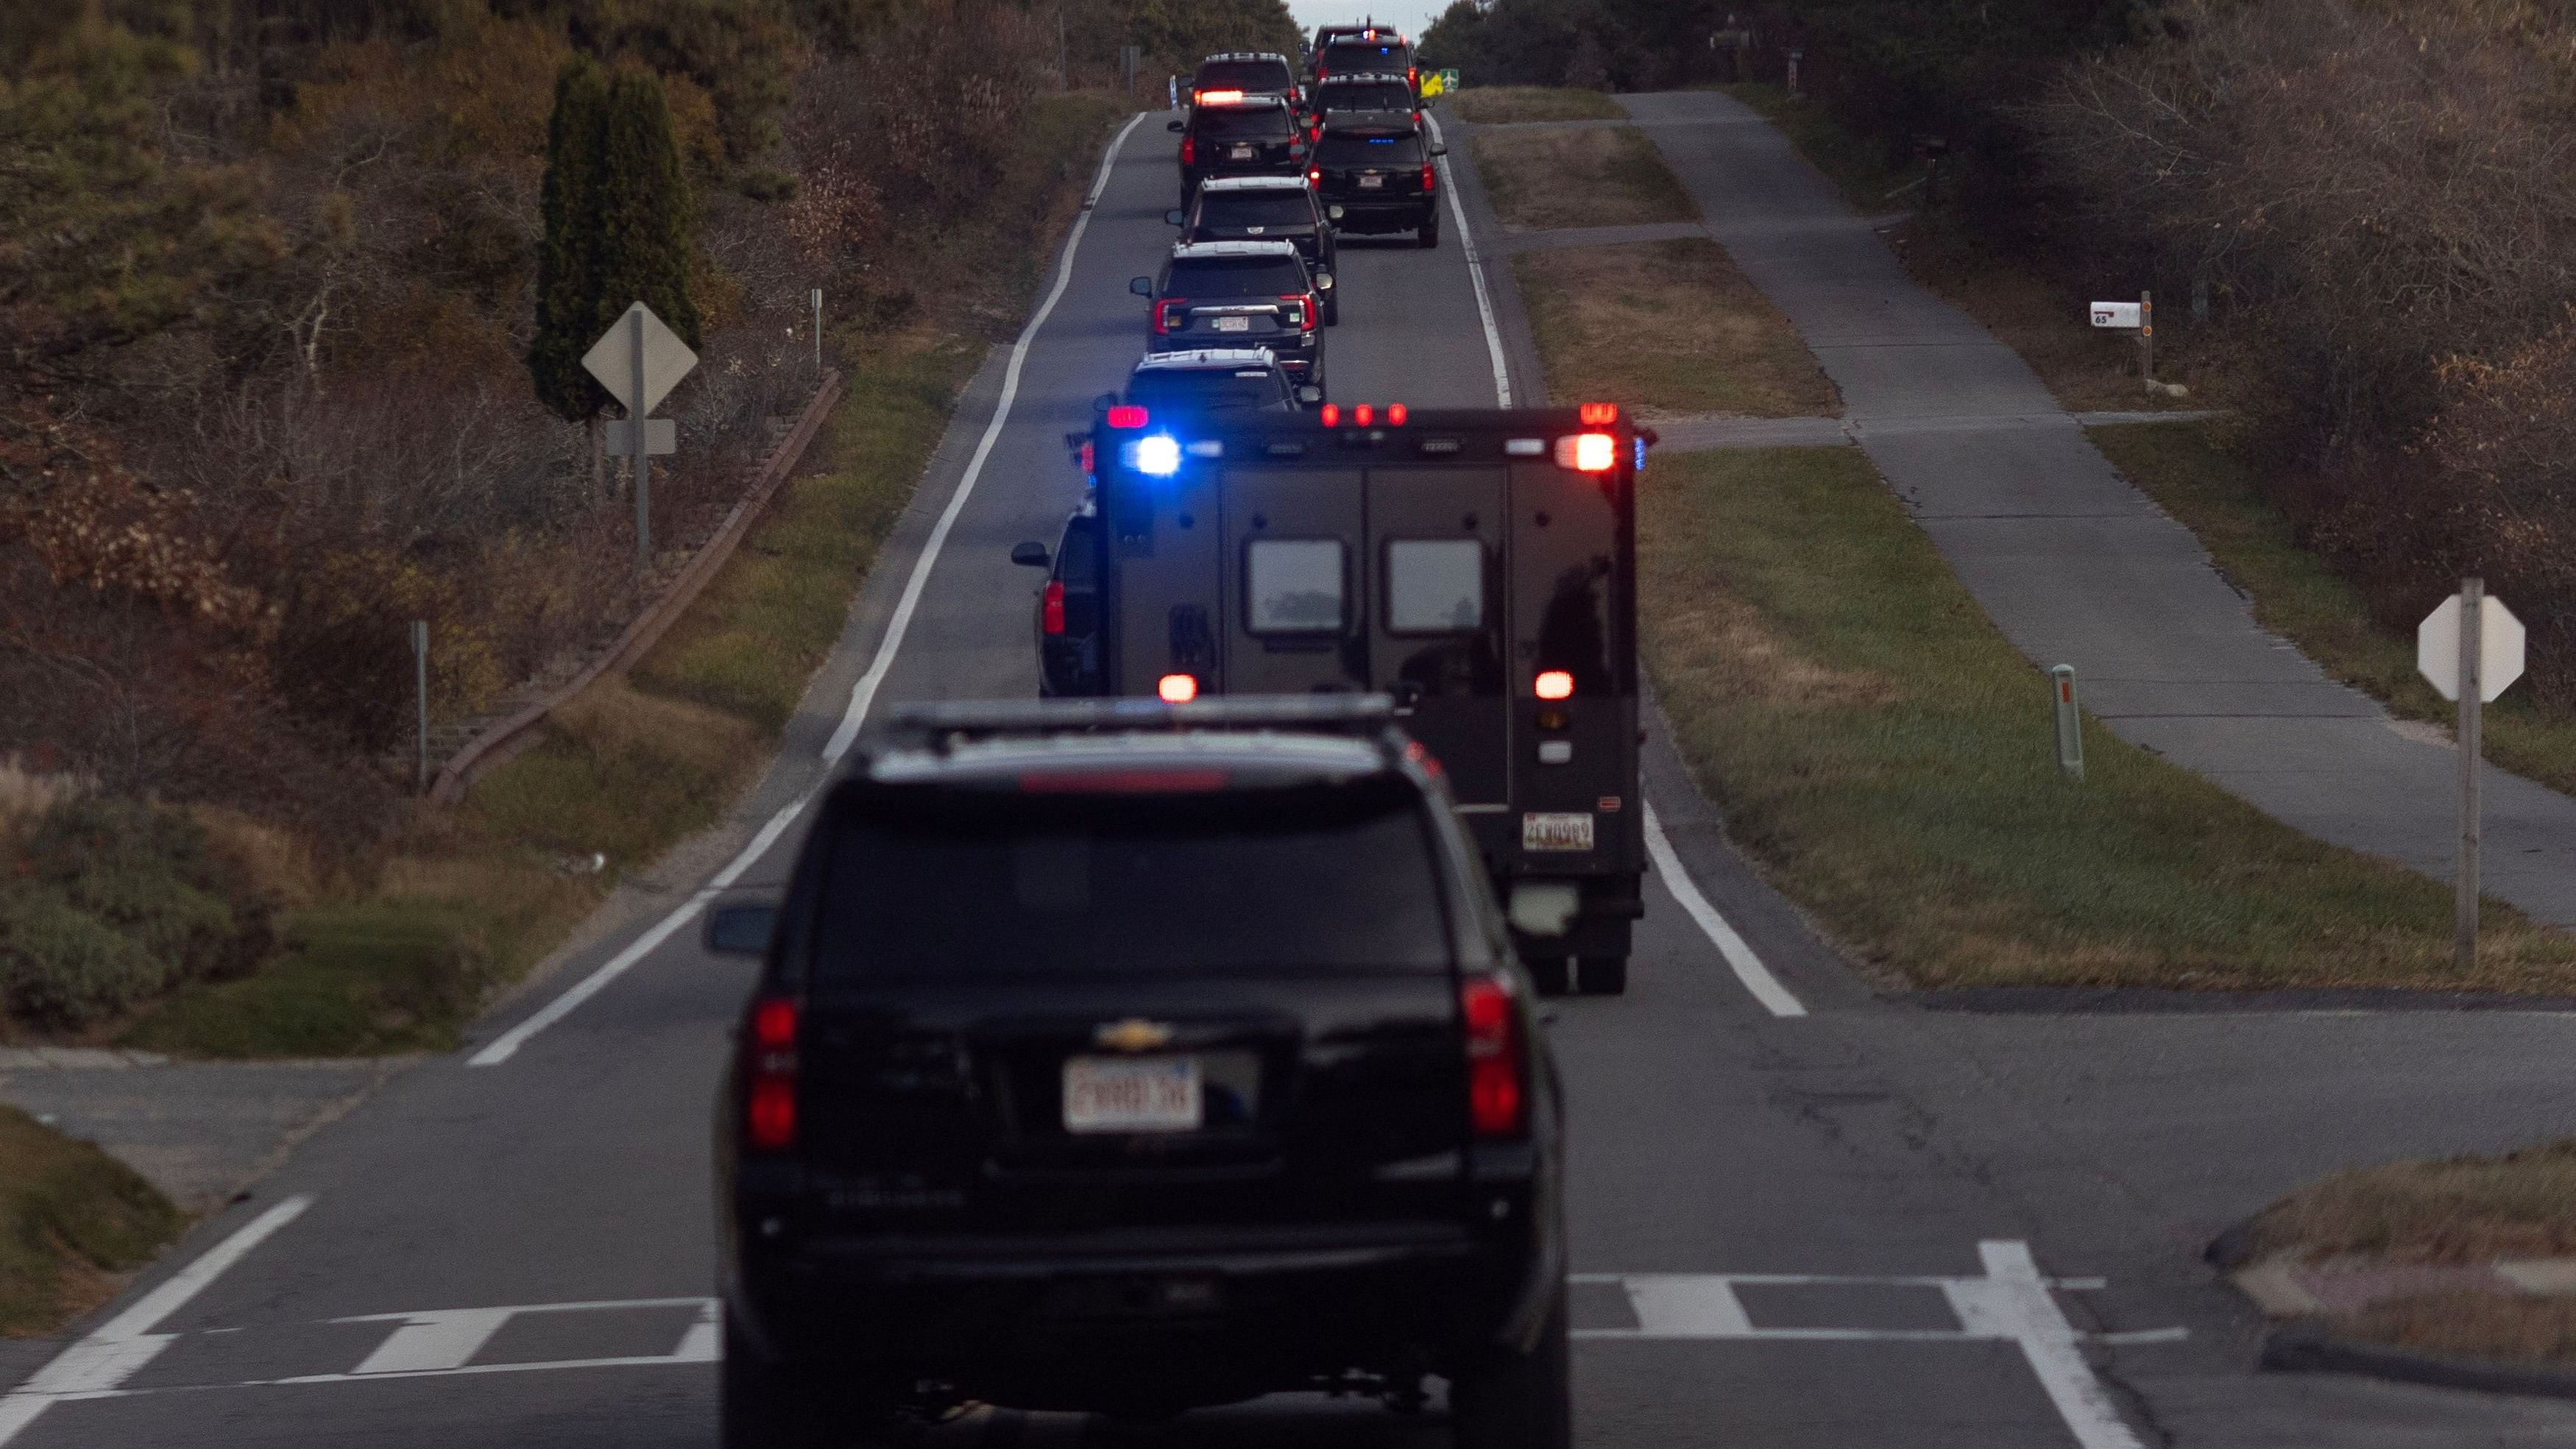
[11,106,2576,1449]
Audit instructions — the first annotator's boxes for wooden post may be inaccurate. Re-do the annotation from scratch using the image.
[2457,577,2483,974]
[2140,290,2154,389]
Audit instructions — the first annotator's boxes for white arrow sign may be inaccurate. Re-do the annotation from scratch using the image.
[581,302,697,416]
[2418,593,2524,703]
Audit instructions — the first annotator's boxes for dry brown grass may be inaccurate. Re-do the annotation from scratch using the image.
[1472,126,1694,232]
[2248,1140,2576,1265]
[1443,88,1624,125]
[2343,1292,2576,1367]
[1517,238,1839,418]
[0,758,81,837]
[190,805,325,910]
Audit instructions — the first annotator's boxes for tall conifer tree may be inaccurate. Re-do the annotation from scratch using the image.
[528,57,612,425]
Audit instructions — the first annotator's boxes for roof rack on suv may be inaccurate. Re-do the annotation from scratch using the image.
[885,695,1398,741]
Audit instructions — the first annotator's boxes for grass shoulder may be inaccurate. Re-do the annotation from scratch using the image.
[1516,238,1836,419]
[1641,445,2576,991]
[1,1104,182,1337]
[1440,88,1623,125]
[2092,421,2576,802]
[1472,125,1692,232]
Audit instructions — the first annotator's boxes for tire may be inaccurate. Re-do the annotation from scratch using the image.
[1450,1287,1571,1449]
[1324,294,1340,327]
[1575,955,1627,996]
[1523,956,1571,996]
[1418,208,1442,249]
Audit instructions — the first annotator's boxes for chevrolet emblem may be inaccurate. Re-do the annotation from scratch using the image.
[1094,1018,1175,1052]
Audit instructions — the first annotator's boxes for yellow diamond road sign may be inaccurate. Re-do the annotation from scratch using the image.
[582,301,697,416]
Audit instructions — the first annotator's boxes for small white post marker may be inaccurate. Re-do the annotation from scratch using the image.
[2418,580,2527,973]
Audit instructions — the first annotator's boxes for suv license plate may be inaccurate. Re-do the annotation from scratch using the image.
[1064,1056,1202,1133]
[1214,315,1252,332]
[1523,812,1596,852]
[1231,144,1256,160]
[1358,174,1385,189]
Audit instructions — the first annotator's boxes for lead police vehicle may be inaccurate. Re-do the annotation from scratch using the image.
[1016,403,1650,995]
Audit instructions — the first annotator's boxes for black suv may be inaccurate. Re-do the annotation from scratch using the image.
[1170,95,1303,203]
[1314,113,1446,247]
[1316,29,1415,91]
[1011,503,1102,697]
[1310,71,1420,141]
[1130,240,1326,387]
[1167,176,1337,319]
[1189,50,1303,113]
[708,696,1569,1446]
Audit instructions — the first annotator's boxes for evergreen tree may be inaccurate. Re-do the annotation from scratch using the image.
[592,69,702,355]
[528,56,611,425]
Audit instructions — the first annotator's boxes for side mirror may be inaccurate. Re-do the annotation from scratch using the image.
[704,902,778,958]
[1165,208,1186,226]
[1167,120,1185,132]
[1314,271,1334,290]
[1093,392,1120,414]
[1011,540,1051,568]
[1129,277,1155,297]
[1429,141,1448,157]
[1297,385,1325,406]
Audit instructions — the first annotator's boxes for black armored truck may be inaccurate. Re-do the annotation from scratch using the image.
[1013,404,1650,995]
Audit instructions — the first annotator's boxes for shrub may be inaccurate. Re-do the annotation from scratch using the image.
[0,885,160,1030]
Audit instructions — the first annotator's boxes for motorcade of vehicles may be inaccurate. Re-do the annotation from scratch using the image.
[1187,51,1304,115]
[1019,403,1653,996]
[1130,240,1327,390]
[1310,71,1421,141]
[707,695,1571,1447]
[1311,112,1444,247]
[1170,93,1304,203]
[1167,176,1338,317]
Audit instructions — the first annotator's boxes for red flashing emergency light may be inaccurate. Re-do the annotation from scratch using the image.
[1106,405,1148,429]
[1579,402,1619,425]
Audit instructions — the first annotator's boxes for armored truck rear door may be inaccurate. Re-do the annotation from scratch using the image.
[1365,466,1508,806]
[1220,464,1369,694]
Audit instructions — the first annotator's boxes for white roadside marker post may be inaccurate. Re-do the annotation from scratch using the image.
[2418,579,2527,975]
[2050,665,2082,781]
[411,620,430,793]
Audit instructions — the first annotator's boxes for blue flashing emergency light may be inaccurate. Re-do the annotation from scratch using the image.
[1134,434,1183,477]
[1635,437,1648,472]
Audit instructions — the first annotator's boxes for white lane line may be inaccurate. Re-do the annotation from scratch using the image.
[1945,1241,2148,1449]
[1641,800,1805,1016]
[467,110,1151,1069]
[1424,111,1512,407]
[0,1195,311,1445]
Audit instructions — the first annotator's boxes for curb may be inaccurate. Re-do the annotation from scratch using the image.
[428,369,844,804]
[2263,1319,2576,1400]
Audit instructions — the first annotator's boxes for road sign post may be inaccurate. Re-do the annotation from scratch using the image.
[811,288,824,378]
[2418,580,2527,974]
[411,620,430,793]
[2050,665,2083,781]
[581,302,698,575]
[2139,290,2154,389]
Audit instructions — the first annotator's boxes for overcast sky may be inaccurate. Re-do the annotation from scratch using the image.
[1287,1,1446,47]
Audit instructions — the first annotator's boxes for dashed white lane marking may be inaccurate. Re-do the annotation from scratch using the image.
[0,1195,311,1445]
[1579,1242,2167,1449]
[1423,111,1512,407]
[1641,800,1806,1017]
[466,110,1152,1069]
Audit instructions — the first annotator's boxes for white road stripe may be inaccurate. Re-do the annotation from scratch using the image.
[1945,1242,2148,1449]
[1424,111,1512,407]
[0,1195,311,1445]
[1641,801,1805,1016]
[465,110,1150,1069]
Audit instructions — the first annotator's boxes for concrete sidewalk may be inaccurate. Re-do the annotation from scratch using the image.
[1616,88,2576,929]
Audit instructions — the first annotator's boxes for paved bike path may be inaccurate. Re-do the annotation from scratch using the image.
[1618,88,2576,928]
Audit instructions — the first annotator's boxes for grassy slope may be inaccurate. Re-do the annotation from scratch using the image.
[1516,238,1836,417]
[116,92,1130,1059]
[0,1105,181,1337]
[2092,422,2576,803]
[1441,87,1624,124]
[1472,126,1694,231]
[1640,445,2576,991]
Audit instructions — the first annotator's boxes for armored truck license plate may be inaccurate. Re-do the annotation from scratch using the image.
[1522,812,1595,852]
[1064,1056,1203,1133]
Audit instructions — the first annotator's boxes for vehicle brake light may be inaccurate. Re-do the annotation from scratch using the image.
[1041,579,1065,636]
[1579,402,1620,425]
[1181,134,1195,166]
[1078,439,1095,475]
[1422,162,1435,191]
[744,996,799,1152]
[1198,88,1244,104]
[1354,403,1373,426]
[1535,670,1574,701]
[1460,974,1526,1138]
[1158,673,1200,703]
[1107,404,1148,428]
[1319,403,1340,426]
[1555,433,1618,472]
[1388,403,1408,425]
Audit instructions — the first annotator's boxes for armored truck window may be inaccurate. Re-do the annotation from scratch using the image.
[812,779,1451,978]
[1199,193,1318,229]
[1386,539,1485,634]
[1317,132,1424,167]
[1246,539,1348,634]
[1195,107,1293,141]
[1165,256,1310,298]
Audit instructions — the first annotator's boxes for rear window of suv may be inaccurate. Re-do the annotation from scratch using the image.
[1128,369,1289,414]
[1322,40,1409,74]
[1165,256,1309,297]
[1321,81,1413,113]
[1196,59,1295,93]
[1194,106,1292,141]
[1200,192,1317,228]
[1318,131,1424,166]
[812,778,1451,977]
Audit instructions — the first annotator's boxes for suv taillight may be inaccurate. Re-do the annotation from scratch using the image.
[1041,579,1066,635]
[1181,134,1195,166]
[743,996,799,1152]
[1278,294,1311,331]
[1422,161,1436,191]
[1460,973,1526,1138]
[1155,299,1189,334]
